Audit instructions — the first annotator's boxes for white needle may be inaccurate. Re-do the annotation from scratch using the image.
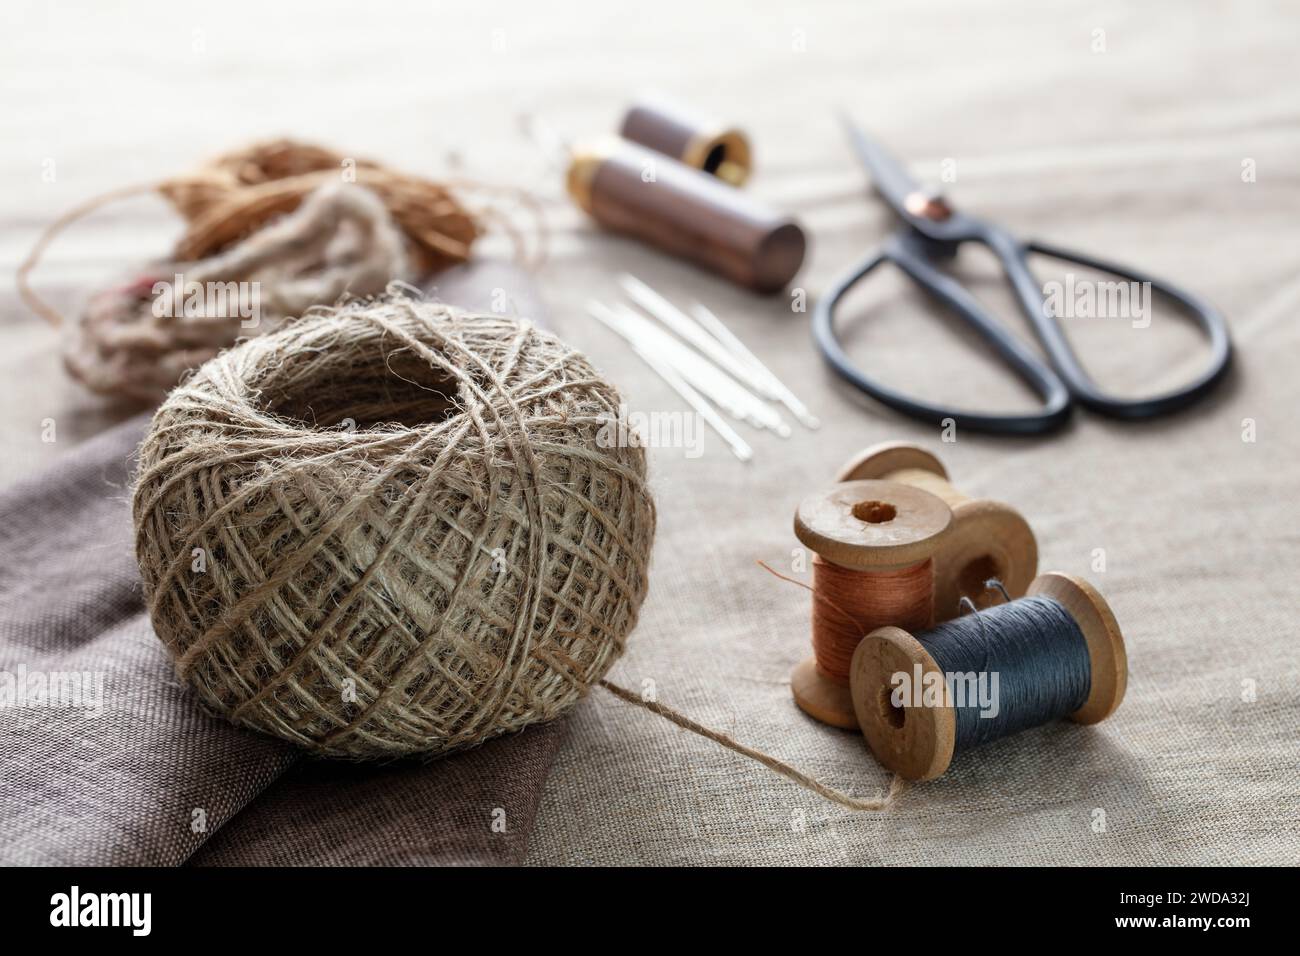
[619,274,781,400]
[589,301,751,423]
[611,303,789,435]
[588,302,753,461]
[590,301,792,437]
[634,347,754,463]
[688,301,821,429]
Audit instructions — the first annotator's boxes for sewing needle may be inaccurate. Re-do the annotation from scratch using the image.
[687,301,821,429]
[588,301,753,461]
[619,274,779,400]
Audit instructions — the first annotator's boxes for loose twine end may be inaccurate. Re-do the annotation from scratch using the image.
[599,678,903,812]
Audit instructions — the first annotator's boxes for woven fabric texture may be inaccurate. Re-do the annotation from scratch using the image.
[2,0,1296,865]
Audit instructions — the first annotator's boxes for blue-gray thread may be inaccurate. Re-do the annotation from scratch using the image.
[917,595,1091,753]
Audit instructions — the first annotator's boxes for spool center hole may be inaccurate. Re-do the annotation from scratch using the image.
[703,143,727,174]
[878,686,906,729]
[852,500,896,524]
[958,554,1003,607]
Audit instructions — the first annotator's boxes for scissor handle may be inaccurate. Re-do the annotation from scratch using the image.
[983,227,1234,419]
[812,232,1072,435]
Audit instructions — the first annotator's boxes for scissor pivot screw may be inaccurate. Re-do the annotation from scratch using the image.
[904,189,952,222]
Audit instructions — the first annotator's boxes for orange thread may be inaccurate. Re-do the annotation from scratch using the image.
[810,556,933,685]
[756,559,858,631]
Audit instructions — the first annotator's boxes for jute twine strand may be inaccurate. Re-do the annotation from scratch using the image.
[600,681,904,811]
[133,296,655,759]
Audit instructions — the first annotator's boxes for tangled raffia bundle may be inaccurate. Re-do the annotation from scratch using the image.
[133,295,655,759]
[155,138,479,273]
[17,138,548,404]
[70,183,412,402]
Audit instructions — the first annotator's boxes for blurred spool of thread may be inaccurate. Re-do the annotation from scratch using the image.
[566,137,806,294]
[851,572,1127,780]
[620,93,752,186]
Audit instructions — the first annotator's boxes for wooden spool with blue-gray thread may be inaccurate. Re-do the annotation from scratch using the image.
[850,571,1127,780]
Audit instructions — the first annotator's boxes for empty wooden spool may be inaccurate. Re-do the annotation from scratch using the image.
[837,442,1037,621]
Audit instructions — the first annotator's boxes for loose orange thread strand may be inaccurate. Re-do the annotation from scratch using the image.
[758,556,933,685]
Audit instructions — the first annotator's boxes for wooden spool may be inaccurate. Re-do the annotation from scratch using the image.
[619,94,753,186]
[791,479,952,729]
[849,572,1128,781]
[836,442,1038,621]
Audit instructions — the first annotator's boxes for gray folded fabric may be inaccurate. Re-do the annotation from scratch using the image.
[189,721,565,866]
[0,402,566,867]
[0,268,567,867]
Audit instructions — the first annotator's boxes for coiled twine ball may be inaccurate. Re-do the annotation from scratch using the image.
[133,297,656,759]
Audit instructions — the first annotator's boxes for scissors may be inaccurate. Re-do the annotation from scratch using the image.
[813,120,1233,435]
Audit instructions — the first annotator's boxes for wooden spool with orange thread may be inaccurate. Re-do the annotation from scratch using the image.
[837,442,1038,621]
[850,572,1128,780]
[791,479,952,729]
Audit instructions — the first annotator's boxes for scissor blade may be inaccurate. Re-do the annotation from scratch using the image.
[838,115,924,219]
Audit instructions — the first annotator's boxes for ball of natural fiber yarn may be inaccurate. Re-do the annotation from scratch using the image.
[132,296,655,759]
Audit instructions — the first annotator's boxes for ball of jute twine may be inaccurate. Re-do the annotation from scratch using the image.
[133,294,654,759]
